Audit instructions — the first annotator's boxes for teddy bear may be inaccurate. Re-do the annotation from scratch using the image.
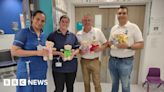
[111,34,128,49]
[43,41,56,61]
[116,34,128,44]
[80,40,90,53]
[63,44,72,61]
[90,40,99,53]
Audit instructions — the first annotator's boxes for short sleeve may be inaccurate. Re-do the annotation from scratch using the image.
[76,32,82,43]
[74,35,80,49]
[47,32,54,41]
[13,30,27,48]
[133,25,144,42]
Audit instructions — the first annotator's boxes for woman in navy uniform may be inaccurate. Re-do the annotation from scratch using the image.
[47,15,80,92]
[11,10,48,92]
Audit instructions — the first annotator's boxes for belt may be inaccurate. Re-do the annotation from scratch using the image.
[81,57,99,61]
[111,56,133,59]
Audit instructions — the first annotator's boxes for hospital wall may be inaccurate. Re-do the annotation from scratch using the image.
[139,0,164,83]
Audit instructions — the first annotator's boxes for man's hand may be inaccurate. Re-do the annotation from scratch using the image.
[94,46,102,52]
[107,41,112,48]
[116,43,129,49]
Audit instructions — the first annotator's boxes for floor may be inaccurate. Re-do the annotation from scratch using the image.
[0,80,164,92]
[0,67,164,92]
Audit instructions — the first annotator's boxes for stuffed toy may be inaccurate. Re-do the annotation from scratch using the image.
[63,44,72,61]
[90,40,99,53]
[111,34,128,49]
[43,41,56,61]
[80,40,90,53]
[116,34,128,44]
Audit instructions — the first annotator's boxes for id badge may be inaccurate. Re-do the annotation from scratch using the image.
[37,44,43,50]
[55,62,62,67]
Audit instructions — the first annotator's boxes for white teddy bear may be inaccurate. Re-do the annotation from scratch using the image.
[43,41,56,61]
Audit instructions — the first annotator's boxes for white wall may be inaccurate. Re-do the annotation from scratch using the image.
[141,0,164,82]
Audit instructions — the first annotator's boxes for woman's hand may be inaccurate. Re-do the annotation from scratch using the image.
[37,49,49,56]
[58,52,64,58]
[66,49,79,61]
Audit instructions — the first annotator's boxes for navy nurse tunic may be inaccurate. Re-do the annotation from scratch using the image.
[47,30,80,73]
[13,26,47,92]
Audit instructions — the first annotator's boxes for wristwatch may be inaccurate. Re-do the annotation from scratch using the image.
[127,46,132,49]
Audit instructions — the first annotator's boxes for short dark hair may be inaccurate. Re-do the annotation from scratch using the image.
[118,6,128,13]
[59,15,70,22]
[32,10,46,17]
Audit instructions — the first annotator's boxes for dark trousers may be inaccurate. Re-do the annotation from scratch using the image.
[52,71,76,92]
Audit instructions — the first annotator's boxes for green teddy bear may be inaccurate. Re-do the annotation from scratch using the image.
[63,45,72,61]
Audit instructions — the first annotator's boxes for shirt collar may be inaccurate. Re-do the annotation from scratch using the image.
[56,29,71,35]
[117,21,130,28]
[82,27,94,34]
[29,26,43,34]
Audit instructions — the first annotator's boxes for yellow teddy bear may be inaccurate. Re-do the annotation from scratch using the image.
[111,34,128,49]
[116,34,128,44]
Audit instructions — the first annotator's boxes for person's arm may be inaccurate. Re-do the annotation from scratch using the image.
[94,42,108,52]
[117,24,144,50]
[107,41,112,48]
[11,29,48,57]
[72,35,80,56]
[108,26,115,49]
[130,24,144,50]
[116,41,144,50]
[94,29,108,52]
[130,41,144,50]
[11,45,47,57]
[72,49,79,56]
[52,50,64,58]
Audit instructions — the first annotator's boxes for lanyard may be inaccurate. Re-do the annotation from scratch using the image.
[26,60,31,80]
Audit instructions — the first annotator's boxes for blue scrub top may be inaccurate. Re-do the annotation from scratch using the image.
[13,26,47,79]
[47,30,80,73]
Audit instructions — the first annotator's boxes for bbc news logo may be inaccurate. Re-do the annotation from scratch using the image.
[3,79,48,86]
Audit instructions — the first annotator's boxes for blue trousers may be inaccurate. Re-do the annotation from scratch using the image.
[108,56,133,92]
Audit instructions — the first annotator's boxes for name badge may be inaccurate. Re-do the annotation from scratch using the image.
[55,62,62,67]
[37,44,44,50]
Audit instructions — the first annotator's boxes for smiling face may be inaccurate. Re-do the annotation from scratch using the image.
[59,17,70,31]
[32,13,46,31]
[117,8,128,25]
[82,15,93,31]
